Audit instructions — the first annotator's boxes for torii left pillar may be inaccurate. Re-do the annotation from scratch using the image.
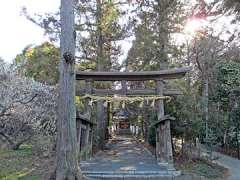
[155,80,174,168]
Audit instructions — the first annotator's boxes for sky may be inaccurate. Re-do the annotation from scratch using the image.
[0,0,236,63]
[0,0,60,62]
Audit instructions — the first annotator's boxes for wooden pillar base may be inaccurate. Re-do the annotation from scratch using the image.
[155,79,174,165]
[155,118,174,165]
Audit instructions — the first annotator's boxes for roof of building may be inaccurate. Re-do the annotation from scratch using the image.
[113,109,129,120]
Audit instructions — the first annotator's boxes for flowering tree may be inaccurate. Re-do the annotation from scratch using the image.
[0,60,57,150]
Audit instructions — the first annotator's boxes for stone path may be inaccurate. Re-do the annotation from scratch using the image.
[80,135,167,172]
[200,144,240,180]
[213,152,240,180]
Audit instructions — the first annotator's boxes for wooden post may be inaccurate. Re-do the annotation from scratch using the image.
[121,80,127,95]
[96,104,106,149]
[56,0,82,179]
[144,102,149,142]
[85,124,90,150]
[165,119,174,166]
[106,102,111,140]
[89,127,93,156]
[77,120,82,153]
[85,80,92,158]
[155,80,164,162]
[155,80,173,166]
[85,79,93,116]
[85,80,93,93]
[85,79,95,157]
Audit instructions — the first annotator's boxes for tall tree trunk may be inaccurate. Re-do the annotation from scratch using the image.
[236,125,240,159]
[157,0,169,70]
[96,0,107,149]
[56,0,82,179]
[194,38,209,141]
[186,40,191,91]
[232,98,240,159]
[203,73,209,139]
[96,0,104,71]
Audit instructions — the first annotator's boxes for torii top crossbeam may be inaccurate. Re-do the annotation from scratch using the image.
[76,67,191,81]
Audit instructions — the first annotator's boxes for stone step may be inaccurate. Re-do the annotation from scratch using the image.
[84,175,175,180]
[83,170,181,180]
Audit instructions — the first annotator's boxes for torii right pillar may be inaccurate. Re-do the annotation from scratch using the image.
[155,79,174,169]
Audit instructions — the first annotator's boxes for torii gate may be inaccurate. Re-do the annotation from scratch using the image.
[76,66,191,166]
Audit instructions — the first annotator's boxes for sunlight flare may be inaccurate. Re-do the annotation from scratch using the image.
[184,18,209,36]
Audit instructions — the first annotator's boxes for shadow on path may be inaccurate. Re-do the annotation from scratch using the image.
[80,135,167,172]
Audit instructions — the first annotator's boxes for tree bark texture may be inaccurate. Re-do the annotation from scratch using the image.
[96,0,104,71]
[56,0,82,179]
[156,0,169,70]
[96,0,107,149]
[203,74,209,139]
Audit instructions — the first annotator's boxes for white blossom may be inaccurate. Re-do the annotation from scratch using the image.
[0,61,57,149]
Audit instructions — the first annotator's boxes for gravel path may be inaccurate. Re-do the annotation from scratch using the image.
[213,152,240,180]
[80,136,167,172]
